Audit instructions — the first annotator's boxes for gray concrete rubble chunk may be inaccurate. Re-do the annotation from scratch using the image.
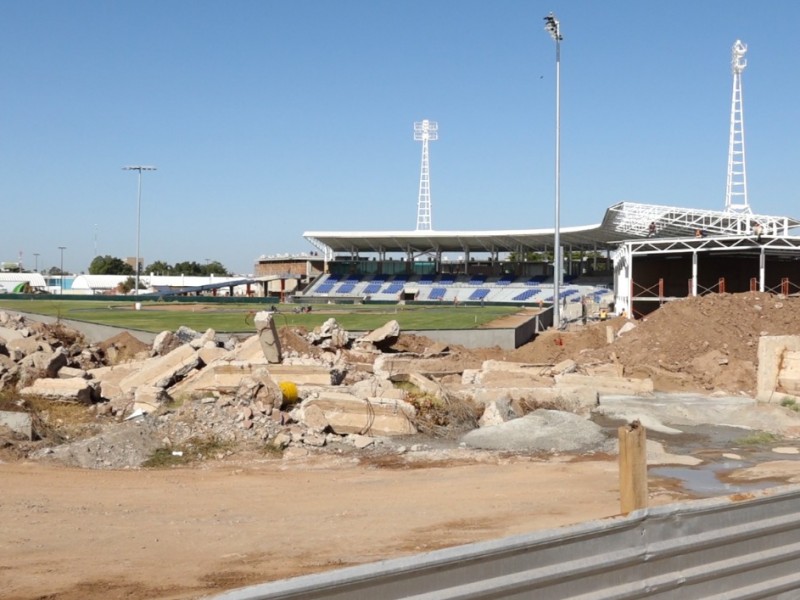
[358,320,400,350]
[617,321,637,337]
[133,385,173,412]
[266,364,333,386]
[0,326,24,343]
[235,376,262,405]
[58,366,88,379]
[758,336,800,402]
[254,311,283,364]
[389,373,441,398]
[152,330,179,356]
[462,409,606,452]
[550,359,577,376]
[478,399,518,427]
[301,404,330,432]
[255,376,285,411]
[169,360,254,397]
[20,377,94,404]
[20,347,67,379]
[351,434,375,449]
[118,344,202,394]
[226,335,265,364]
[351,376,406,401]
[778,350,800,395]
[174,325,201,344]
[554,373,654,395]
[299,392,417,436]
[6,336,47,355]
[373,354,465,379]
[0,410,33,440]
[190,328,217,350]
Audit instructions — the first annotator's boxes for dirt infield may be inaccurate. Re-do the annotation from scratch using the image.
[0,452,680,600]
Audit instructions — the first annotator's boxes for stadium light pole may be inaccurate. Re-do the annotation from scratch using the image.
[122,165,157,295]
[544,12,562,329]
[58,246,66,295]
[33,252,39,273]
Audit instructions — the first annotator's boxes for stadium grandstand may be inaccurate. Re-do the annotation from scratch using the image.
[300,201,800,319]
[296,46,800,323]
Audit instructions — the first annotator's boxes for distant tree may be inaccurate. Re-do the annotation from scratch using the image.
[117,276,146,293]
[203,261,230,276]
[172,261,205,276]
[507,251,544,262]
[89,255,134,275]
[144,260,172,276]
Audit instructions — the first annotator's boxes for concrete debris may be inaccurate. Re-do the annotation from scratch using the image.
[356,319,400,351]
[254,311,283,363]
[307,318,351,349]
[6,293,800,470]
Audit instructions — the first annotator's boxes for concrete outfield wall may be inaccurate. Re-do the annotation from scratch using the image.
[405,328,517,350]
[215,485,800,600]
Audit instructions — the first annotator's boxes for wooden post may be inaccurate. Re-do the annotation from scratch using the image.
[618,420,648,514]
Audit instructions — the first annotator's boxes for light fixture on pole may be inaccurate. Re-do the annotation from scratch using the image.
[58,246,66,295]
[33,253,40,273]
[544,12,562,328]
[122,165,157,295]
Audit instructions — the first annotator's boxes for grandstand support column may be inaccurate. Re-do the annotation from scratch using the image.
[691,251,698,297]
[464,250,470,274]
[759,247,765,292]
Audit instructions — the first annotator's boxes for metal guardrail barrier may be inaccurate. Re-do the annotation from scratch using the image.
[213,485,800,600]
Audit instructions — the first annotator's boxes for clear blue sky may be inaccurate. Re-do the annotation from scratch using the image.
[2,1,799,275]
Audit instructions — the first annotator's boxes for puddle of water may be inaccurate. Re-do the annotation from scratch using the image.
[650,464,781,498]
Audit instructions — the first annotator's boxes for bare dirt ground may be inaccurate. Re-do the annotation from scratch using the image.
[3,292,800,599]
[1,452,681,600]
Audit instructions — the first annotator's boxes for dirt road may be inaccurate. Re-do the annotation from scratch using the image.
[1,452,677,600]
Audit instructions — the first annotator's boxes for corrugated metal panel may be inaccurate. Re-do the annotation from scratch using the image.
[213,485,800,600]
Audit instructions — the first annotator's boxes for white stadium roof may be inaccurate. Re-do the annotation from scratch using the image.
[304,202,800,258]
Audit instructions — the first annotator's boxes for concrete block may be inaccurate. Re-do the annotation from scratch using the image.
[20,378,94,404]
[0,410,33,439]
[757,336,800,402]
[254,311,282,364]
[554,373,653,395]
[118,344,201,394]
[299,392,417,436]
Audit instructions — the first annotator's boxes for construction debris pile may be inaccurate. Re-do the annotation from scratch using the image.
[2,292,800,468]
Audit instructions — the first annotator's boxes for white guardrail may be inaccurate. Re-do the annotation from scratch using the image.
[213,484,800,600]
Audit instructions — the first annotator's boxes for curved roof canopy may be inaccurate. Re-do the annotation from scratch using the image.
[304,202,800,258]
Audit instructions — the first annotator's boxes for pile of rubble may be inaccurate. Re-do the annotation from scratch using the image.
[4,292,800,469]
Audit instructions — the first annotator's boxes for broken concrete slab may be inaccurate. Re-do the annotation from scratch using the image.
[254,311,283,364]
[554,373,654,395]
[118,344,202,394]
[467,386,599,416]
[756,336,800,402]
[0,410,33,440]
[478,399,518,427]
[0,326,24,343]
[462,409,607,452]
[357,320,400,350]
[20,377,95,404]
[388,372,442,398]
[373,354,466,379]
[57,366,87,379]
[298,392,417,436]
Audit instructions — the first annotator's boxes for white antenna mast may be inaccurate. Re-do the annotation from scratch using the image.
[725,40,750,214]
[414,119,438,230]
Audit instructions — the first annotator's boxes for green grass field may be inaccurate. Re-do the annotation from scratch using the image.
[0,298,520,333]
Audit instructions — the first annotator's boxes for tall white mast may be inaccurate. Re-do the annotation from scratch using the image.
[414,119,438,231]
[725,40,750,214]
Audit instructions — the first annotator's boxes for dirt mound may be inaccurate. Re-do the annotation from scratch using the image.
[511,292,800,395]
[96,331,151,363]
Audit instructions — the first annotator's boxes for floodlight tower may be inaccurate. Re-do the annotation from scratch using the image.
[414,119,438,231]
[725,40,750,214]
